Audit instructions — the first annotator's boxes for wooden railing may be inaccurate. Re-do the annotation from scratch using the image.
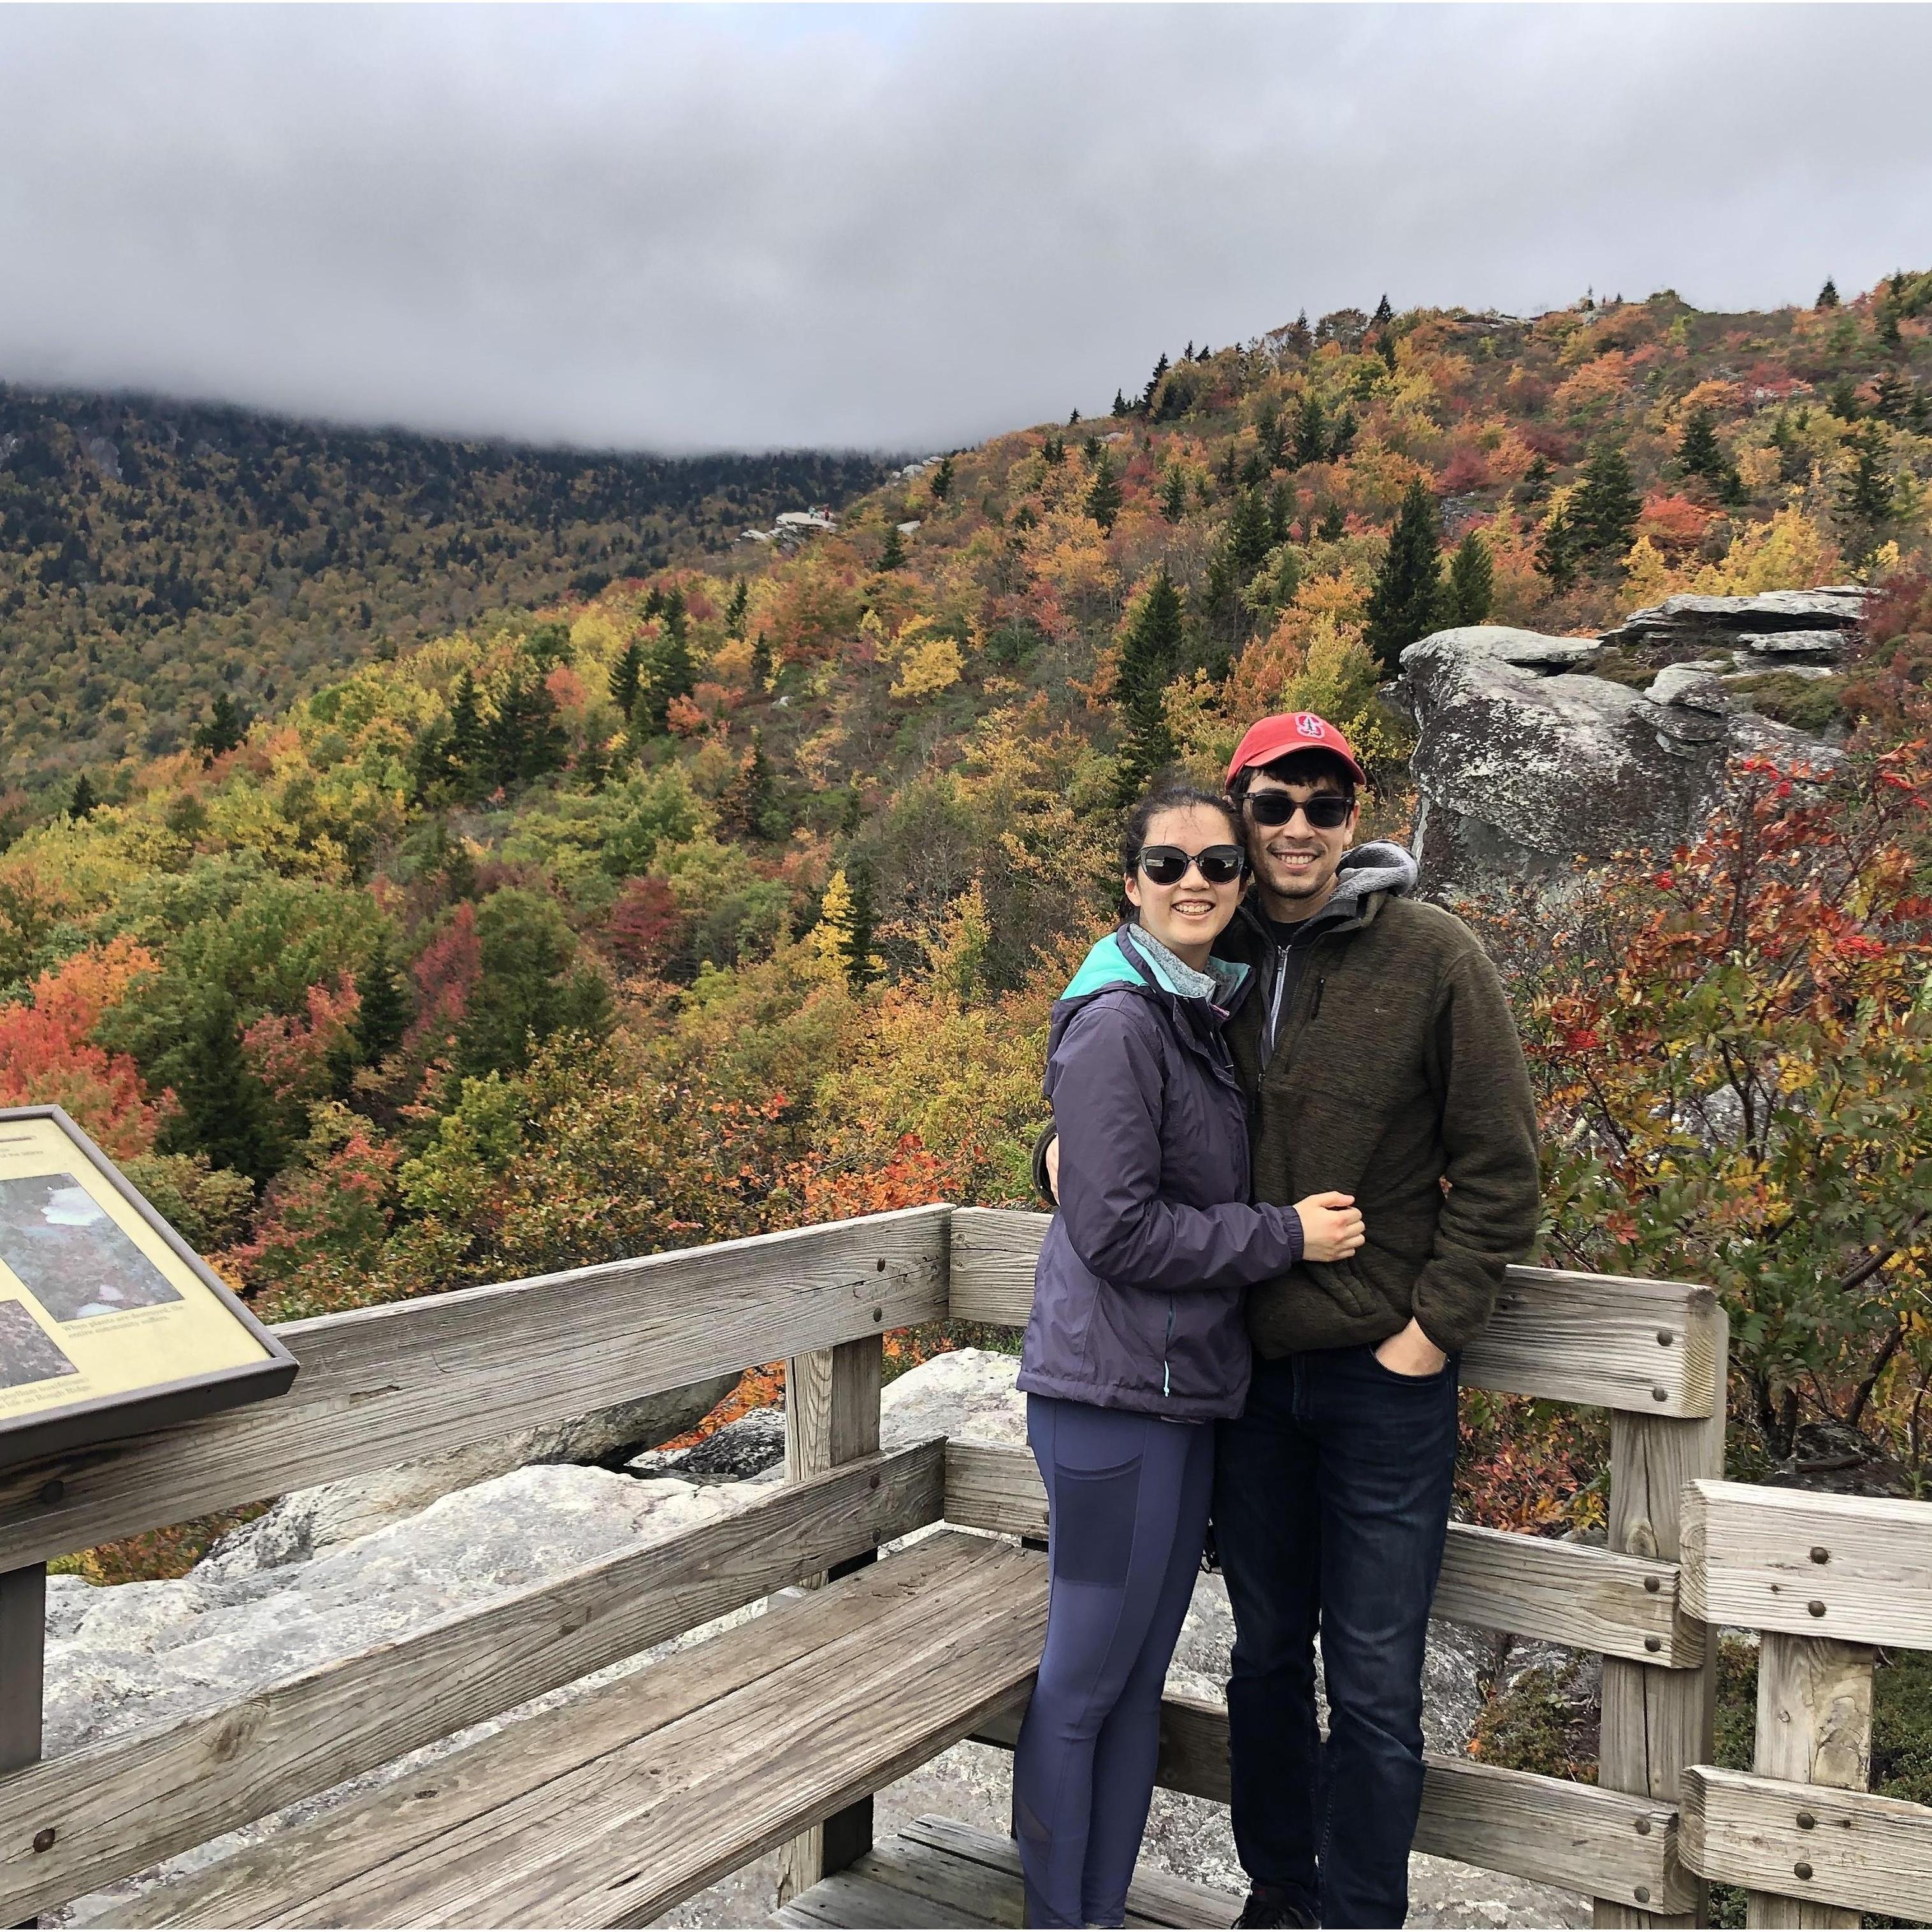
[949,1208,1728,1926]
[0,1200,1922,1929]
[1678,1481,1932,1928]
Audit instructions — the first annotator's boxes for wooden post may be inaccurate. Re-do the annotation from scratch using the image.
[1594,1307,1727,1930]
[1,1562,45,1931]
[1742,1634,1875,1929]
[774,1334,883,1906]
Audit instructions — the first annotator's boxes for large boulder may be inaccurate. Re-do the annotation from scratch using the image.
[210,1376,740,1571]
[1597,587,1871,657]
[1399,621,1841,896]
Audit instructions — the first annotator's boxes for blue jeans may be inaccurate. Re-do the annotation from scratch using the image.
[1013,1394,1215,1929]
[1213,1344,1460,1929]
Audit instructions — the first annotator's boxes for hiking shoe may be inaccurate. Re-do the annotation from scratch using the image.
[1232,1890,1316,1929]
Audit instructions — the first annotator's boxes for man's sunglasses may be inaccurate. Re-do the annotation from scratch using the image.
[1244,791,1353,830]
[1137,844,1248,886]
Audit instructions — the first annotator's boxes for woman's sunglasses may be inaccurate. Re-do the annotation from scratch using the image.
[1136,844,1248,886]
[1243,791,1353,830]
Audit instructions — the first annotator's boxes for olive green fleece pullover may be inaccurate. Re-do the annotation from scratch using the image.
[1218,845,1540,1357]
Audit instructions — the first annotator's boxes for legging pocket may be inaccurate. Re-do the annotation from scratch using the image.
[1051,1455,1144,1586]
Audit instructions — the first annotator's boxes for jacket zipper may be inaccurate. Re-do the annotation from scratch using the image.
[1163,1297,1174,1397]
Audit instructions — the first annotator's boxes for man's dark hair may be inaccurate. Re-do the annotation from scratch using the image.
[1118,779,1241,879]
[1229,748,1359,808]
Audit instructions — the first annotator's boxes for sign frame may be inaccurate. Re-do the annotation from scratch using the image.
[0,1104,298,1470]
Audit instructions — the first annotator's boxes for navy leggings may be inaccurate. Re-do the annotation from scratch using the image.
[1013,1394,1215,1928]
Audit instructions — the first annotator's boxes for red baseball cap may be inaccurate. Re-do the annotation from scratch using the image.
[1225,712,1367,789]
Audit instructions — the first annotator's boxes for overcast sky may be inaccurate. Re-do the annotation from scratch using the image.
[1,4,1928,454]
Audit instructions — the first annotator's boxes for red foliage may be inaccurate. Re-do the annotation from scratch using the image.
[1638,493,1716,552]
[404,902,480,1060]
[1438,445,1493,493]
[601,876,685,974]
[241,975,360,1104]
[0,939,171,1157]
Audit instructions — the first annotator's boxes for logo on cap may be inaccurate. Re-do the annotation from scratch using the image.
[1294,713,1325,737]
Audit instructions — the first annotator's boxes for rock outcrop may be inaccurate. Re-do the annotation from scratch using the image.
[1399,595,1863,896]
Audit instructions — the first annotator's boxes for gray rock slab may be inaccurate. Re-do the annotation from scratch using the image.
[1730,628,1846,660]
[1599,587,1871,652]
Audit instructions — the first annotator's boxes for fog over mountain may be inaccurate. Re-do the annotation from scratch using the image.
[1,3,1929,451]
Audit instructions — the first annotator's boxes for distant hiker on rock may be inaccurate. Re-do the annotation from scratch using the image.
[1011,777,1367,1931]
[1037,714,1539,1929]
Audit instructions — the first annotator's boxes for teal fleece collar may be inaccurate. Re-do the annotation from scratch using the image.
[1060,927,1250,1007]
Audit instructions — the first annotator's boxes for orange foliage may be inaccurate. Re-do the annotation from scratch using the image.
[0,939,170,1157]
[1638,493,1717,552]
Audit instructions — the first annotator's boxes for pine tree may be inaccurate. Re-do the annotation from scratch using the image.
[1256,401,1285,468]
[1444,531,1494,626]
[1378,332,1397,374]
[642,586,665,620]
[1283,311,1313,357]
[1142,354,1170,413]
[1372,293,1393,328]
[1572,443,1641,571]
[1268,479,1295,545]
[1519,454,1553,505]
[69,772,98,820]
[1042,434,1065,466]
[194,692,248,763]
[1536,501,1581,593]
[749,630,774,691]
[721,730,782,841]
[878,524,907,571]
[648,592,695,723]
[1112,390,1129,417]
[930,455,955,502]
[1228,485,1275,583]
[1327,407,1358,459]
[1817,277,1840,308]
[1160,465,1187,522]
[1829,375,1863,422]
[609,638,646,718]
[1115,569,1186,798]
[1069,407,1081,426]
[1085,451,1123,534]
[355,934,410,1065]
[724,577,749,639]
[1292,394,1327,468]
[1835,425,1895,563]
[1315,501,1347,542]
[1877,300,1903,350]
[1364,479,1445,671]
[844,861,880,988]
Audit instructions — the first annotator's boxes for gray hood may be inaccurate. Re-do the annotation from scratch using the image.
[1322,840,1419,921]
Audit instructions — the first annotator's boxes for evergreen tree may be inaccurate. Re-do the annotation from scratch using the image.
[1835,425,1896,562]
[724,577,749,639]
[609,638,646,719]
[1142,354,1170,413]
[646,593,696,725]
[1268,479,1295,545]
[1256,401,1285,468]
[1115,569,1186,798]
[1112,390,1129,417]
[1227,485,1275,583]
[1378,332,1397,374]
[1536,501,1581,593]
[1877,300,1903,350]
[487,671,568,789]
[1293,394,1327,467]
[1817,277,1840,308]
[1444,531,1494,626]
[1085,451,1123,534]
[749,629,774,691]
[843,861,880,989]
[642,586,666,620]
[69,772,98,820]
[1519,454,1553,505]
[194,692,249,763]
[1364,479,1445,671]
[1371,292,1393,327]
[1218,445,1239,489]
[1315,501,1348,542]
[1675,407,1743,502]
[1042,434,1065,466]
[446,670,487,792]
[1160,465,1188,523]
[354,934,410,1065]
[930,455,955,501]
[1069,407,1081,426]
[1872,371,1915,424]
[1571,443,1641,571]
[165,990,273,1183]
[721,730,782,842]
[1327,406,1358,459]
[878,524,907,571]
[1829,375,1863,421]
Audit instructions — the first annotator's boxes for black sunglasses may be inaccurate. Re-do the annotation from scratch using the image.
[1244,791,1353,830]
[1137,843,1248,886]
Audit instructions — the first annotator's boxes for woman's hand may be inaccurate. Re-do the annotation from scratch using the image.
[1295,1191,1364,1263]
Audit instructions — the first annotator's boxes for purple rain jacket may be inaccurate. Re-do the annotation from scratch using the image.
[1017,924,1306,1423]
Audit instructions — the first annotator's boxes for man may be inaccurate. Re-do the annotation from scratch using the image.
[1041,712,1539,1928]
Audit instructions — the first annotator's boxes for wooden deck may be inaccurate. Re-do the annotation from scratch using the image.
[777,1817,1239,1930]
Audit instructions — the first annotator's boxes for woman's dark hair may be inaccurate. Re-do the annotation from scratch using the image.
[1118,779,1243,881]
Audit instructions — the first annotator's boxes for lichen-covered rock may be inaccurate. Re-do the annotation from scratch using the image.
[1399,622,1840,895]
[1598,588,1871,654]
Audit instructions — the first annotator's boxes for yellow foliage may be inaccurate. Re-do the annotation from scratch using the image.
[884,617,964,700]
[1689,507,1836,595]
[1620,535,1683,609]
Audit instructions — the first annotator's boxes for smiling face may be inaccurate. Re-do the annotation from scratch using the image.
[1241,770,1359,920]
[1123,801,1246,968]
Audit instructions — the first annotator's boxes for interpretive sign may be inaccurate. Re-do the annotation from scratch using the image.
[0,1106,296,1467]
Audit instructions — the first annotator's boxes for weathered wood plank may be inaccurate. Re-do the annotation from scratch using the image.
[944,1438,1694,1666]
[108,1533,1041,1931]
[893,1815,1241,1928]
[1743,1633,1875,1929]
[0,1205,949,1574]
[778,1332,886,1903]
[1681,1480,1932,1650]
[975,1686,1686,1913]
[0,1442,946,1928]
[948,1209,1723,1417]
[1595,1370,1726,1930]
[1681,1766,1932,1927]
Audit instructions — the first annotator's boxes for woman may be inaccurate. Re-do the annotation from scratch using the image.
[1013,780,1365,1929]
